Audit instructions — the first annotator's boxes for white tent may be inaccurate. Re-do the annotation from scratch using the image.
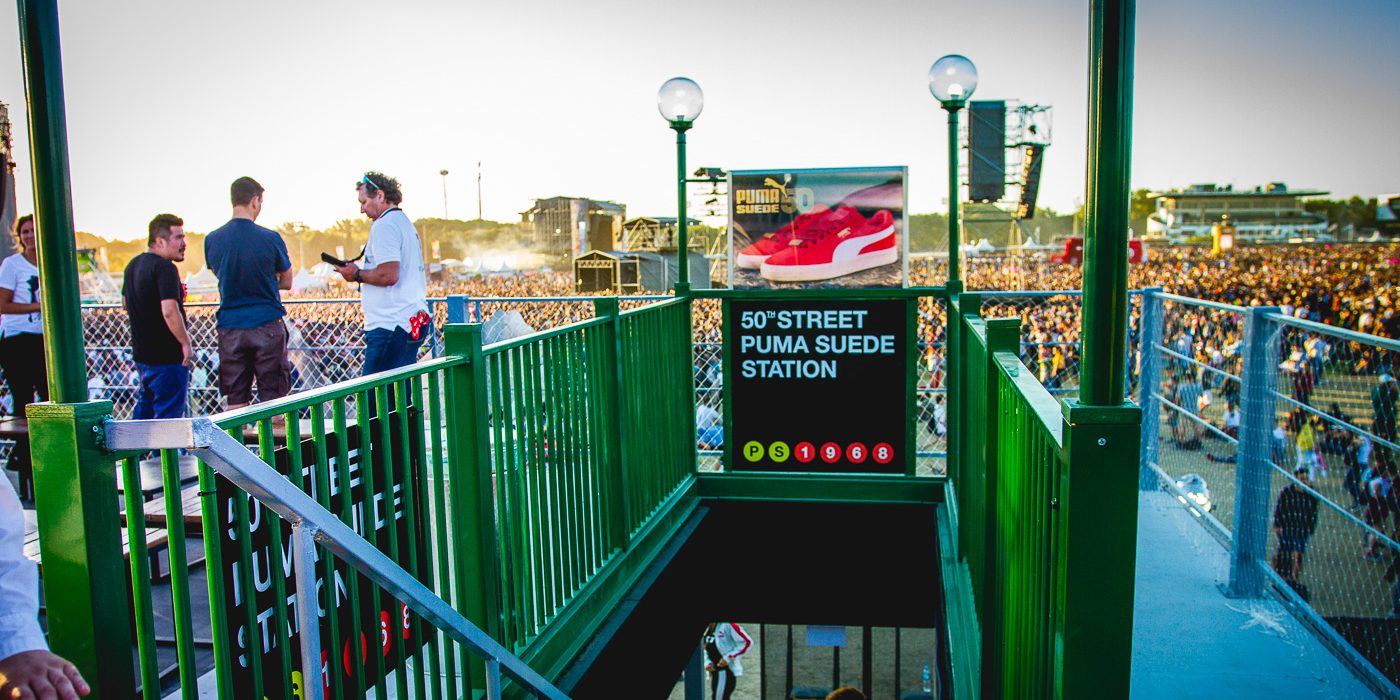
[292,268,328,291]
[184,267,218,294]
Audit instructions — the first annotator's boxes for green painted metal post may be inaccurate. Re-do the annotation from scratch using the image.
[27,403,134,697]
[979,318,1019,698]
[593,298,633,549]
[1079,0,1136,406]
[672,121,691,287]
[17,2,136,696]
[945,106,963,284]
[946,285,971,487]
[443,323,502,692]
[17,0,87,404]
[1055,401,1141,699]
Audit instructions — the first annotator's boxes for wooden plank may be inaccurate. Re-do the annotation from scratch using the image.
[119,483,202,527]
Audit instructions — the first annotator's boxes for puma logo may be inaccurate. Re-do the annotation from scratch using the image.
[836,228,852,238]
[763,177,787,190]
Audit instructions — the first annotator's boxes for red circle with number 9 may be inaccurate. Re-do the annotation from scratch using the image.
[846,442,868,464]
[794,442,816,463]
[820,442,841,464]
[873,442,894,464]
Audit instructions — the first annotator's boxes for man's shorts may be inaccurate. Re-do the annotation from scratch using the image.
[216,319,292,406]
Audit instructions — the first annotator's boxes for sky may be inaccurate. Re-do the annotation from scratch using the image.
[2,0,1398,241]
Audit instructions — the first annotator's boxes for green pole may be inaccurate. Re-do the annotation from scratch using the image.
[17,0,86,403]
[945,103,963,284]
[672,120,691,287]
[1079,0,1136,406]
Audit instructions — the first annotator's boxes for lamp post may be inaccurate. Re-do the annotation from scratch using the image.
[929,54,978,285]
[657,77,703,288]
[439,169,450,218]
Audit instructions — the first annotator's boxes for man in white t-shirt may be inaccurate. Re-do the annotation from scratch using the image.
[334,172,430,375]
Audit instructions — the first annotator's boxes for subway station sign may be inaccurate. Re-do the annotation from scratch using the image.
[214,411,429,698]
[726,298,909,473]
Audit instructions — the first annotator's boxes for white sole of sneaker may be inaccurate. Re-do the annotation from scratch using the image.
[759,244,899,282]
[735,252,768,269]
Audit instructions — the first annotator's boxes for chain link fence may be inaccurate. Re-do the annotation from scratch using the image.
[1140,291,1400,694]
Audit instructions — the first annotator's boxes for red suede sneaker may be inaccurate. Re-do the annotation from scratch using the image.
[734,205,831,269]
[758,207,897,282]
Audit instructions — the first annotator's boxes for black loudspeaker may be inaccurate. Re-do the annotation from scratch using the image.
[1017,144,1044,219]
[967,101,1006,203]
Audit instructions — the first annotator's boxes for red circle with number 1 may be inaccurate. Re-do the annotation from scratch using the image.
[873,442,894,465]
[819,442,842,464]
[794,442,816,463]
[846,442,868,464]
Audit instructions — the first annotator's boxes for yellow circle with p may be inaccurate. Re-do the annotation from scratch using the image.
[743,441,765,462]
[768,440,790,463]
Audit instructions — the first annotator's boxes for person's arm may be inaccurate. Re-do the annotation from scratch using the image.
[336,261,399,287]
[275,235,295,289]
[0,470,89,699]
[0,287,39,315]
[725,623,752,661]
[160,299,193,366]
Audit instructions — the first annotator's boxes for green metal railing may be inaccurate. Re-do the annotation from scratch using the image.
[109,356,472,699]
[949,296,1141,699]
[31,293,700,699]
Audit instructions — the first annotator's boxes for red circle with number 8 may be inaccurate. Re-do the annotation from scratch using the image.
[846,442,868,464]
[794,442,816,463]
[873,442,894,464]
[820,442,841,464]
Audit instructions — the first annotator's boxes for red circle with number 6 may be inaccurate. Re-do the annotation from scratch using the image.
[873,442,894,464]
[846,442,868,464]
[794,442,816,463]
[820,442,841,464]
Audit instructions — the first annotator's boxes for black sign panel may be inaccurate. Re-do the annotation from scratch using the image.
[727,299,908,472]
[214,409,429,698]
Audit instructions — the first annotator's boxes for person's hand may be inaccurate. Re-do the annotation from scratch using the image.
[335,262,360,283]
[181,342,194,367]
[716,658,728,669]
[705,663,714,673]
[0,650,91,699]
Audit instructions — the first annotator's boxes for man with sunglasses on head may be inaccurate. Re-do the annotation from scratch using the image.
[205,176,294,409]
[335,172,430,374]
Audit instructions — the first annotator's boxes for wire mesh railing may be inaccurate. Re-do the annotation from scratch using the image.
[1138,290,1400,694]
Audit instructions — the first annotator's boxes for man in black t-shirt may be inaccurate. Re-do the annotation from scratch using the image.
[123,214,192,419]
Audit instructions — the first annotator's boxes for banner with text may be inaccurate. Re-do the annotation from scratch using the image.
[729,166,908,289]
[214,411,430,698]
[727,298,907,472]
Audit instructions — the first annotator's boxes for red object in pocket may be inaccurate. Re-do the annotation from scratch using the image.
[409,311,431,340]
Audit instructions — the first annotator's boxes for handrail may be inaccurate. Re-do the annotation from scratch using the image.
[1155,292,1247,314]
[104,417,570,700]
[618,294,690,317]
[204,355,468,429]
[992,350,1064,444]
[1266,310,1400,353]
[482,316,609,354]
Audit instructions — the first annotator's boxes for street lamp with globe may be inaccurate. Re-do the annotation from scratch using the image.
[657,77,703,288]
[928,54,978,284]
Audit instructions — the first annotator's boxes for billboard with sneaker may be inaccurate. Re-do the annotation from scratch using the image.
[729,166,908,288]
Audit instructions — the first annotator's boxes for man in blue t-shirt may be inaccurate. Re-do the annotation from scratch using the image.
[204,177,293,409]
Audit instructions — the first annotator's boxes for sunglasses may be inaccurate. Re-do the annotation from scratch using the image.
[359,174,382,191]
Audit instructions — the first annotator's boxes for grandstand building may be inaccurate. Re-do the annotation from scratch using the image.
[1144,182,1328,242]
[520,196,626,260]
